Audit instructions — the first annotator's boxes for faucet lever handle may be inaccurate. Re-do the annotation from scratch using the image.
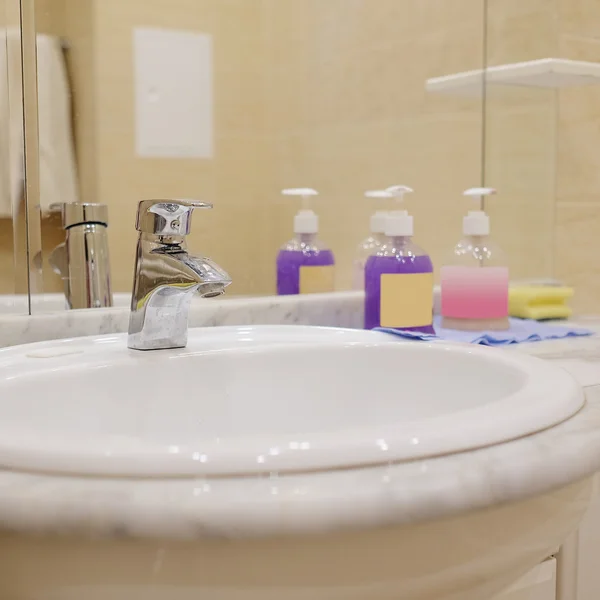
[136,199,213,236]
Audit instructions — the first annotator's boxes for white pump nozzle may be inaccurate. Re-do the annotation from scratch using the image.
[282,188,319,204]
[364,189,392,234]
[364,190,392,199]
[384,185,414,237]
[282,188,319,234]
[462,187,496,236]
[386,185,414,198]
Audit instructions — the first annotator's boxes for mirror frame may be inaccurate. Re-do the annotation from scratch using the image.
[20,0,43,307]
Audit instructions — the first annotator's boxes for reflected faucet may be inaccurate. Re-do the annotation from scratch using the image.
[128,199,231,351]
[49,203,113,309]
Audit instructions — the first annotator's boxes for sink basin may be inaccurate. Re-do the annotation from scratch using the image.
[0,325,597,600]
[0,325,583,476]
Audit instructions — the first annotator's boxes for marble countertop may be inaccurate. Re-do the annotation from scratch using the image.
[0,325,599,540]
[0,291,364,348]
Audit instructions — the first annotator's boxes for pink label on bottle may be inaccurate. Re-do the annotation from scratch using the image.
[441,266,509,320]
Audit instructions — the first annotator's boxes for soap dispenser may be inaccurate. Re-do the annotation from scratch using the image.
[352,189,391,290]
[276,188,335,295]
[364,185,434,332]
[440,187,509,331]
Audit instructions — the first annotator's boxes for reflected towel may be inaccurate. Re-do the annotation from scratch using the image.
[0,32,78,219]
[36,34,78,214]
[0,29,26,218]
[376,316,593,346]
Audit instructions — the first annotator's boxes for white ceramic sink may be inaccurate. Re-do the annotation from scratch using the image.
[0,325,583,477]
[0,324,597,600]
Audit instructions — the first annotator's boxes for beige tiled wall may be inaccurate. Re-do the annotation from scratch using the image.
[485,0,600,314]
[555,0,600,314]
[28,1,600,312]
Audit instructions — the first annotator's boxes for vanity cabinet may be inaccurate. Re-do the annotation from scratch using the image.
[577,476,600,600]
[495,559,556,600]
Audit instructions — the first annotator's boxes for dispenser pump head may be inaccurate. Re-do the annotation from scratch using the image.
[364,189,392,234]
[282,188,319,234]
[384,185,414,237]
[462,187,496,236]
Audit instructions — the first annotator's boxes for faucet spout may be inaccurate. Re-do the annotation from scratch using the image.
[49,203,113,309]
[174,252,232,298]
[128,219,231,351]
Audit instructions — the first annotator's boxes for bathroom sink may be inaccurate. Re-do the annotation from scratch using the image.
[0,325,583,476]
[0,324,597,600]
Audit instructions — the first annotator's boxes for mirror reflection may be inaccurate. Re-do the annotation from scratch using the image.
[29,0,487,312]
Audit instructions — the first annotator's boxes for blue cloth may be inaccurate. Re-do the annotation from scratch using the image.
[375,316,594,346]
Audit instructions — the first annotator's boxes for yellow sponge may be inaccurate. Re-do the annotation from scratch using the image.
[509,286,574,320]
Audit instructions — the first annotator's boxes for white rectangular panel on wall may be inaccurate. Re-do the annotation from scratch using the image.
[133,27,213,158]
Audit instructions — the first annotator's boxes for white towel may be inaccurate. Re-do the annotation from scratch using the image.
[36,34,79,214]
[0,29,26,218]
[0,31,79,219]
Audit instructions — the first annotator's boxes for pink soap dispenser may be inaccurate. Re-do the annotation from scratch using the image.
[440,187,509,331]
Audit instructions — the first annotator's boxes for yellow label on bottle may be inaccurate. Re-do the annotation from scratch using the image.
[299,265,335,294]
[380,273,433,328]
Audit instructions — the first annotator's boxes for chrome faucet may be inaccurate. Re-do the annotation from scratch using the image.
[49,203,113,309]
[128,199,231,351]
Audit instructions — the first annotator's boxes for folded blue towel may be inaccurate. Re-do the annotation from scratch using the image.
[376,316,593,346]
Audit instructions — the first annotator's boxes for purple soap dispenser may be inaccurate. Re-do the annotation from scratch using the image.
[364,185,434,333]
[276,188,335,295]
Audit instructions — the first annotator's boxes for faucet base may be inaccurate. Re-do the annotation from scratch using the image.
[128,339,187,351]
[128,287,194,351]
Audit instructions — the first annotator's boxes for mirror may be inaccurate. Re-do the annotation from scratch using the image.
[27,0,487,311]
